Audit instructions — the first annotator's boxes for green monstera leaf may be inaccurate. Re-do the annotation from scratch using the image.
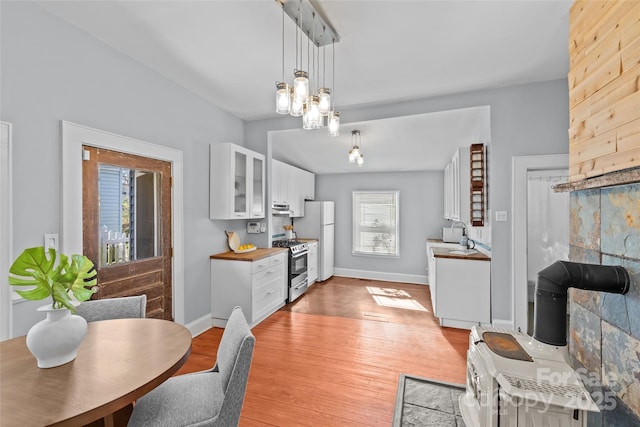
[9,246,97,313]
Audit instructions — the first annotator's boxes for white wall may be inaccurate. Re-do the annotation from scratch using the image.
[246,79,570,323]
[0,2,246,335]
[315,171,444,281]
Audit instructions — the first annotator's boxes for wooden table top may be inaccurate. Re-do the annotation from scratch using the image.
[0,318,192,426]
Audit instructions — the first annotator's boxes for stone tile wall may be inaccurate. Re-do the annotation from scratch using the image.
[569,183,640,426]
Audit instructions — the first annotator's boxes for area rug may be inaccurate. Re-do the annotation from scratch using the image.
[393,374,467,427]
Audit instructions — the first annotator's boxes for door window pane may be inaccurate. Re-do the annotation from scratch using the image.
[98,165,161,267]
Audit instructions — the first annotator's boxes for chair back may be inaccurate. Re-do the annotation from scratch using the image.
[215,306,255,422]
[76,295,147,322]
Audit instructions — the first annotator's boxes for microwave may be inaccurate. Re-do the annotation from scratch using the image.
[441,226,464,243]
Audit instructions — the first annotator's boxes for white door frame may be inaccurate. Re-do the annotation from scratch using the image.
[0,122,13,340]
[512,154,568,333]
[61,121,185,325]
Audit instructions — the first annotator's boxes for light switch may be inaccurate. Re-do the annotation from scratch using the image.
[44,233,59,252]
[495,211,508,222]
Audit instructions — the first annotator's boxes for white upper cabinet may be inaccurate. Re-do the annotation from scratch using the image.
[443,146,470,223]
[210,143,265,220]
[299,167,315,201]
[271,160,314,218]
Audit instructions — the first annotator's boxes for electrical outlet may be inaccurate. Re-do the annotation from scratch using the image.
[44,233,59,252]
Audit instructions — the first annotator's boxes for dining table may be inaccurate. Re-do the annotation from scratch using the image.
[0,317,192,426]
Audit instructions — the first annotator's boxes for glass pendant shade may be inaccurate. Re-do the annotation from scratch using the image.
[290,88,304,117]
[318,88,331,116]
[348,146,360,163]
[328,111,340,136]
[302,97,313,130]
[293,70,309,101]
[305,95,320,129]
[357,153,364,166]
[289,86,304,117]
[275,82,290,114]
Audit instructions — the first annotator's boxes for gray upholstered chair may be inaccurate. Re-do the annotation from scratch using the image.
[127,306,256,427]
[76,295,147,322]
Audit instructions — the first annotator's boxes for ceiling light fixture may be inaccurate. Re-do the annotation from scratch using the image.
[275,3,290,114]
[275,0,340,136]
[349,130,364,166]
[327,39,339,137]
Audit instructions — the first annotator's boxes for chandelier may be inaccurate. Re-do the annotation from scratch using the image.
[275,0,340,137]
[348,130,364,166]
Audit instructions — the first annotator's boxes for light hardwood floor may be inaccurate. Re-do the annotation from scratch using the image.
[177,277,469,426]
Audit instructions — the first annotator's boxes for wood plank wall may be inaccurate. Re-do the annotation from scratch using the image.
[568,0,640,182]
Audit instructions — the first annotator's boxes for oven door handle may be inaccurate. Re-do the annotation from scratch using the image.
[291,250,309,258]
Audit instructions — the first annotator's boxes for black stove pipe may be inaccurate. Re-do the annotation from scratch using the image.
[534,261,630,346]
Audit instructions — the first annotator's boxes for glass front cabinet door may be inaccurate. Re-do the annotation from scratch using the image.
[210,143,265,220]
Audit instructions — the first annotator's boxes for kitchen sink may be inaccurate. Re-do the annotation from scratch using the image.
[449,249,478,256]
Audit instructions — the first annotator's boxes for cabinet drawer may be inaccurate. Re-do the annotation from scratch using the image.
[251,253,284,274]
[252,275,283,315]
[252,266,282,287]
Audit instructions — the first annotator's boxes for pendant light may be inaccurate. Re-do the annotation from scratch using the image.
[328,111,340,136]
[318,38,331,117]
[349,130,362,164]
[292,1,308,104]
[289,15,304,117]
[293,70,309,102]
[303,14,320,130]
[275,3,290,114]
[290,88,304,117]
[274,0,340,133]
[328,39,340,137]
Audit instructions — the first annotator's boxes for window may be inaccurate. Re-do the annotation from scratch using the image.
[352,191,399,256]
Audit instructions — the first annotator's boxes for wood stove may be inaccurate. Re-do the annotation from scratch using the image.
[460,261,630,427]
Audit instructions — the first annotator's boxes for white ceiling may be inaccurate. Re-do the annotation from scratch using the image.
[37,0,571,174]
[272,106,491,173]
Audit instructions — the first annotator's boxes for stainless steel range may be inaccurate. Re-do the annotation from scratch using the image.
[272,239,308,302]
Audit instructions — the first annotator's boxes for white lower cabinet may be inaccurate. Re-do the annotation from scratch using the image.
[307,241,318,285]
[211,252,287,327]
[427,244,491,329]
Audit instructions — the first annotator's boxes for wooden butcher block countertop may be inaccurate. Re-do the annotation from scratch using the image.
[431,247,491,261]
[210,247,288,262]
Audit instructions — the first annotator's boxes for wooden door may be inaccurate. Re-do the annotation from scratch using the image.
[82,146,173,320]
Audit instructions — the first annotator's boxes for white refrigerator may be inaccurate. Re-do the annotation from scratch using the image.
[294,201,334,281]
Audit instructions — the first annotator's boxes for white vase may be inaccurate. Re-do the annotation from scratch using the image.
[26,304,88,368]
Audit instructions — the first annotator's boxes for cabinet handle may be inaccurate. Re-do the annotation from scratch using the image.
[267,290,275,294]
[266,269,275,274]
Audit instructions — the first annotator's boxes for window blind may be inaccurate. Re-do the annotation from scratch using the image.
[352,191,399,256]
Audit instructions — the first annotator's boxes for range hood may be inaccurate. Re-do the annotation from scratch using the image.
[272,203,292,216]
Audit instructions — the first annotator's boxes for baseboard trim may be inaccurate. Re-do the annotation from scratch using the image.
[185,313,213,337]
[333,268,428,285]
[440,318,491,331]
[492,318,515,330]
